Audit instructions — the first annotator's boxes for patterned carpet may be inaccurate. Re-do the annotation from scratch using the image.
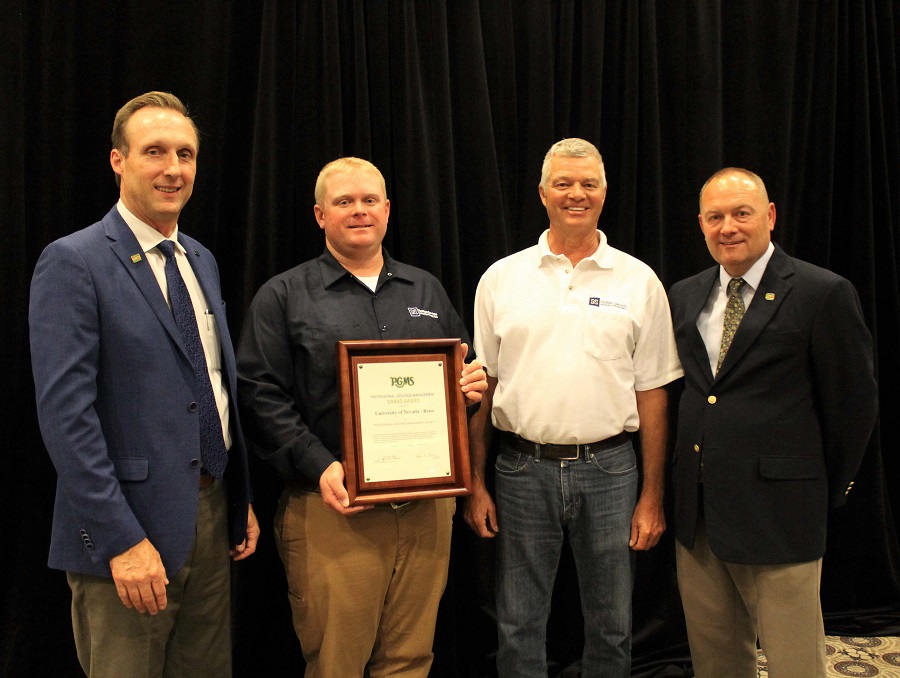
[756,636,900,676]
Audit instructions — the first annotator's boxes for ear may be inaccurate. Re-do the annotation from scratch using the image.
[539,184,548,207]
[314,204,326,230]
[767,202,776,232]
[384,198,390,222]
[110,148,125,178]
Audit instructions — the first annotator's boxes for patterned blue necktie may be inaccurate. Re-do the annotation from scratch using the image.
[157,240,228,478]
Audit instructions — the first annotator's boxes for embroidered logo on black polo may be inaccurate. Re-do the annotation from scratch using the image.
[407,307,439,319]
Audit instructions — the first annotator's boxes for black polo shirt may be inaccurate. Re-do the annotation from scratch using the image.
[237,247,472,484]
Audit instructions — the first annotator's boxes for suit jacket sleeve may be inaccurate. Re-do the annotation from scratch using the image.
[810,275,877,507]
[29,239,147,565]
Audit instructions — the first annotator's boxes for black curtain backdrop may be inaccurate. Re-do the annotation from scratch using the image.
[3,2,899,676]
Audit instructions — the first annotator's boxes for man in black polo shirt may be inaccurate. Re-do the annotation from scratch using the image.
[237,156,486,677]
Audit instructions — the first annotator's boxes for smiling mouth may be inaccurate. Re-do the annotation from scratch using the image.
[565,207,588,212]
[156,186,180,193]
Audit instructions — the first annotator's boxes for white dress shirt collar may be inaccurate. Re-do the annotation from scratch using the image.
[117,200,184,255]
[718,241,775,293]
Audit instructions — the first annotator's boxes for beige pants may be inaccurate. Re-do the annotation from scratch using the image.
[68,479,232,678]
[275,487,454,678]
[676,518,826,678]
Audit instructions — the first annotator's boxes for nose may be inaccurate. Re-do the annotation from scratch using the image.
[569,183,586,199]
[720,215,738,233]
[352,200,368,216]
[162,151,181,176]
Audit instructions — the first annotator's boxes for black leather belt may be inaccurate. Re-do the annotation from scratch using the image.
[501,430,632,461]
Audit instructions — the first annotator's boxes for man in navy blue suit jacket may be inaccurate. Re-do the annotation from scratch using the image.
[668,168,877,677]
[29,91,259,677]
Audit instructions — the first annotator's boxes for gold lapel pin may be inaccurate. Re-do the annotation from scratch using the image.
[765,292,775,301]
[131,254,142,263]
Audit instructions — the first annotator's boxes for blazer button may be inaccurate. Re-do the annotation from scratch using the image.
[693,444,700,452]
[707,395,717,404]
[190,458,201,469]
[188,402,198,412]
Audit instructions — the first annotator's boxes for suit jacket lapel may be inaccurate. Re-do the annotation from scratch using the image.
[179,234,235,374]
[104,208,191,362]
[715,246,794,380]
[178,234,224,346]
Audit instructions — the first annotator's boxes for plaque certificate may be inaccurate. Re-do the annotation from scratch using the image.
[337,339,472,505]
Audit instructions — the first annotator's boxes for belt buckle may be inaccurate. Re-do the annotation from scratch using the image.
[557,444,581,461]
[390,501,411,510]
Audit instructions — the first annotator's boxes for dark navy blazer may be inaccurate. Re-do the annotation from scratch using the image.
[668,245,877,564]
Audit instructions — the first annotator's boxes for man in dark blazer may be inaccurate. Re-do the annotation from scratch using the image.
[29,91,259,677]
[668,168,877,678]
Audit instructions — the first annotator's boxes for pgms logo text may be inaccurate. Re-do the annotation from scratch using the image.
[390,377,415,388]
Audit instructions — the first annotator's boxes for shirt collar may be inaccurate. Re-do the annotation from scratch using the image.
[317,246,414,288]
[718,241,775,292]
[117,200,184,254]
[536,229,612,268]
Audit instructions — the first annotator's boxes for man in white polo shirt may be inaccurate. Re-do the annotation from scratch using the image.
[464,137,682,677]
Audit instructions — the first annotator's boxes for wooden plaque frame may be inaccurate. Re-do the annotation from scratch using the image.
[336,338,472,505]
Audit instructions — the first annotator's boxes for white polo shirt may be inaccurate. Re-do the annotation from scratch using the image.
[474,229,682,444]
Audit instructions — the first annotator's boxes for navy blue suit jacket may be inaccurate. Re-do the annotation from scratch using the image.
[668,245,877,564]
[30,206,251,577]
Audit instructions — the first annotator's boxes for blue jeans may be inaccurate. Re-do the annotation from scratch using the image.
[494,435,637,678]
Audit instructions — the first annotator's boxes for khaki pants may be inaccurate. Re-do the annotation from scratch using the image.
[68,479,231,678]
[275,487,454,678]
[676,518,826,678]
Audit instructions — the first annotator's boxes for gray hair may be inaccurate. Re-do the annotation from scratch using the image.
[540,138,606,190]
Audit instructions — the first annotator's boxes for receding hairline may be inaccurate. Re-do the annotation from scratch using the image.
[699,167,769,211]
[110,91,198,188]
[112,91,198,155]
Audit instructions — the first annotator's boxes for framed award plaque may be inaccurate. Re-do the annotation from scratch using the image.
[336,338,472,505]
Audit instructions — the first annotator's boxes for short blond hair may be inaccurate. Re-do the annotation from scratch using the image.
[314,157,387,205]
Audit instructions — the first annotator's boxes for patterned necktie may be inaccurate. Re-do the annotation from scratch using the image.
[717,277,746,373]
[157,240,228,478]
